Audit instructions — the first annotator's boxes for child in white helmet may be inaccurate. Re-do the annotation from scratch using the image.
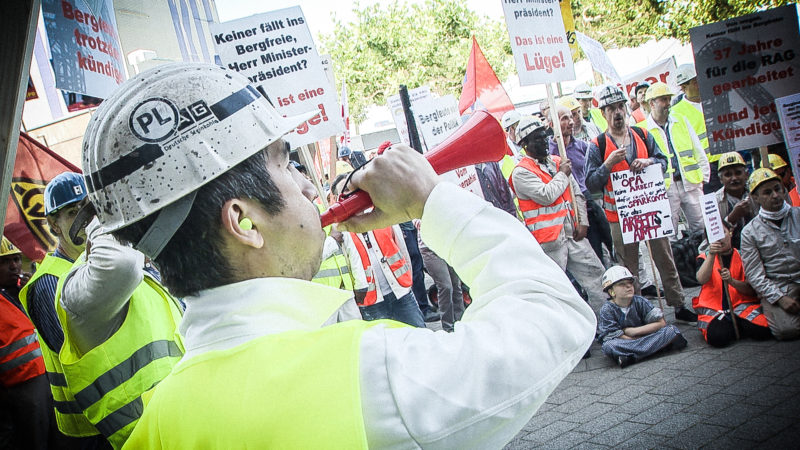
[597,266,687,367]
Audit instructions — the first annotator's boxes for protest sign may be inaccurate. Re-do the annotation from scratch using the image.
[776,93,800,184]
[610,165,674,244]
[387,86,431,146]
[701,193,726,243]
[619,58,677,99]
[210,6,343,148]
[575,31,621,83]
[559,0,579,61]
[42,0,126,99]
[502,0,575,85]
[690,5,800,155]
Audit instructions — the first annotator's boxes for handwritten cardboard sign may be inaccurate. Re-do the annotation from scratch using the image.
[701,193,726,243]
[611,165,674,244]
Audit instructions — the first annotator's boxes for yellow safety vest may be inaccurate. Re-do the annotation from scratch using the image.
[671,98,717,162]
[645,117,704,188]
[313,203,355,290]
[57,268,184,449]
[19,254,99,437]
[588,108,608,132]
[123,318,409,449]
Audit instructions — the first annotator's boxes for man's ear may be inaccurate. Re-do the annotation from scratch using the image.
[221,199,264,249]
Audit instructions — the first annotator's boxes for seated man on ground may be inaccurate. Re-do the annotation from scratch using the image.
[693,228,771,347]
[740,168,800,340]
[597,266,687,368]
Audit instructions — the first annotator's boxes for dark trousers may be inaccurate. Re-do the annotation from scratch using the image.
[359,292,425,328]
[705,316,773,348]
[584,192,613,264]
[401,225,430,313]
[703,160,722,194]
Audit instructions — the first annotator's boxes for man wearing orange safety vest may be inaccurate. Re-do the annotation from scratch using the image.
[510,116,607,311]
[693,229,771,348]
[585,85,698,323]
[331,176,425,328]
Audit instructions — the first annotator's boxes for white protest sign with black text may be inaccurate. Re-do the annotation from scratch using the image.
[210,6,343,148]
[42,0,126,99]
[689,4,800,155]
[610,165,674,244]
[701,193,726,244]
[776,93,800,185]
[387,86,431,146]
[502,0,575,85]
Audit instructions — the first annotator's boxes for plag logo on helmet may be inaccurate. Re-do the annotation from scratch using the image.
[129,98,180,143]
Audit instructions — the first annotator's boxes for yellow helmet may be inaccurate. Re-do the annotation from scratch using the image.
[557,95,581,111]
[0,237,21,257]
[644,82,674,102]
[761,154,788,170]
[717,152,746,172]
[748,168,781,193]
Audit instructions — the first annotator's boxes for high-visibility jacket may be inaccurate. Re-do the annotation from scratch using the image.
[631,108,646,124]
[692,250,767,341]
[509,156,575,244]
[644,116,704,188]
[57,273,184,449]
[313,204,355,290]
[671,98,716,162]
[0,293,44,387]
[351,228,412,306]
[123,318,408,449]
[790,186,800,207]
[592,129,649,223]
[19,254,99,437]
[588,108,608,132]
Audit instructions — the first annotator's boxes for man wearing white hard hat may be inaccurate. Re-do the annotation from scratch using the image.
[81,63,594,448]
[640,81,709,236]
[585,85,698,324]
[574,83,607,132]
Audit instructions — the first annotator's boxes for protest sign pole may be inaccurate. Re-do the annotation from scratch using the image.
[329,136,338,183]
[300,144,328,209]
[399,85,423,154]
[546,83,579,224]
[716,253,741,340]
[759,146,772,170]
[644,240,665,311]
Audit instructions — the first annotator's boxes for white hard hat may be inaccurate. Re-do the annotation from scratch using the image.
[675,64,697,85]
[573,83,593,100]
[514,115,546,145]
[501,110,521,130]
[602,265,634,292]
[595,85,627,109]
[82,62,314,256]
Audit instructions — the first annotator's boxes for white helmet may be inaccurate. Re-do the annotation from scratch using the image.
[675,64,697,85]
[514,115,546,145]
[595,85,627,109]
[82,62,314,257]
[601,266,634,292]
[573,83,593,100]
[500,110,521,130]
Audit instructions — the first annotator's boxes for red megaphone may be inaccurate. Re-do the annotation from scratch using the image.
[320,110,507,227]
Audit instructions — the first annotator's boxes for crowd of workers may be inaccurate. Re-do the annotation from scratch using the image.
[0,59,798,448]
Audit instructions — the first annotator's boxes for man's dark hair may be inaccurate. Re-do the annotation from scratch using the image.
[113,149,284,297]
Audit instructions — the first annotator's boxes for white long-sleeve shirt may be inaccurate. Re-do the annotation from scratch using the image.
[178,182,596,448]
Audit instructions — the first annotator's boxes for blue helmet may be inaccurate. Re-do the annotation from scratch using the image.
[338,146,352,158]
[44,172,87,215]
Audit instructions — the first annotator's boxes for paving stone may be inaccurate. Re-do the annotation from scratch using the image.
[627,401,687,425]
[600,384,652,405]
[574,412,631,434]
[688,393,742,417]
[702,403,767,429]
[701,435,757,450]
[571,442,610,450]
[587,421,649,446]
[553,394,605,414]
[754,423,800,449]
[730,414,795,443]
[560,401,614,424]
[662,423,728,449]
[617,432,666,449]
[541,431,593,450]
[546,385,589,405]
[648,412,705,437]
[615,393,671,415]
[769,394,800,419]
[521,411,567,433]
[667,384,723,406]
[742,383,800,407]
[520,420,578,445]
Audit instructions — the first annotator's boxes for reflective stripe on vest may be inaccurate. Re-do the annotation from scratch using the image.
[692,250,767,341]
[313,248,353,290]
[592,130,649,223]
[350,228,412,306]
[122,319,413,449]
[19,253,99,437]
[509,156,574,243]
[57,272,184,449]
[0,293,45,386]
[646,117,703,187]
[0,333,42,373]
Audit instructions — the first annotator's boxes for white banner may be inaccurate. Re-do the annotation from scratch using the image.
[619,58,678,99]
[210,7,344,148]
[689,5,800,154]
[610,165,674,244]
[42,0,126,99]
[776,93,800,182]
[387,86,431,146]
[502,0,575,85]
[576,31,621,83]
[701,193,726,243]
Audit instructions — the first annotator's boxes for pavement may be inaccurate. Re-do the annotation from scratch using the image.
[428,286,800,449]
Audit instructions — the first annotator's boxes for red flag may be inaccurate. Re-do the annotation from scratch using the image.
[4,133,80,262]
[458,36,514,121]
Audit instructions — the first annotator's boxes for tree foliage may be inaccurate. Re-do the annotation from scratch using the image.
[573,0,793,49]
[319,0,512,124]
